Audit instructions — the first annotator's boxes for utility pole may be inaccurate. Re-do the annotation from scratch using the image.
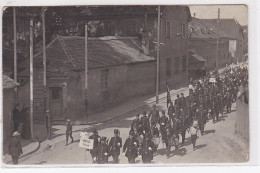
[13,7,17,104]
[216,8,220,68]
[156,5,160,104]
[85,25,88,121]
[30,19,34,139]
[42,8,47,114]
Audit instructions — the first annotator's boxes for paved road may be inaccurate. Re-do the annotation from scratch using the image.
[19,101,248,165]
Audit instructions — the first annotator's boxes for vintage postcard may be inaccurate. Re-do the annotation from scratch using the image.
[1,2,251,166]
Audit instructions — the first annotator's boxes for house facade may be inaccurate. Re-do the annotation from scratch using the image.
[17,6,191,120]
[189,18,233,69]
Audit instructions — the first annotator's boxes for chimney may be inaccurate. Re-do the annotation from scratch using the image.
[218,8,220,22]
[193,13,196,18]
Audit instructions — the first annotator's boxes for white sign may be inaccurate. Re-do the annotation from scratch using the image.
[209,78,216,83]
[79,136,94,149]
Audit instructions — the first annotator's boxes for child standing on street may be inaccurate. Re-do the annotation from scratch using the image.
[65,119,74,146]
[188,120,199,151]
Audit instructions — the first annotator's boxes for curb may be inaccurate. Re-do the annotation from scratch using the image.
[4,141,40,165]
[54,87,187,126]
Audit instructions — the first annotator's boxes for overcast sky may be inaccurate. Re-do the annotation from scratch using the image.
[189,5,248,26]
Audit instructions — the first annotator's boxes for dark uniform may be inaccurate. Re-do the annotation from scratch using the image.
[159,113,169,144]
[140,112,150,135]
[197,107,208,135]
[148,105,160,128]
[225,92,232,113]
[139,135,155,163]
[97,137,110,164]
[168,102,174,120]
[89,129,101,163]
[123,132,139,163]
[131,114,141,133]
[109,129,122,163]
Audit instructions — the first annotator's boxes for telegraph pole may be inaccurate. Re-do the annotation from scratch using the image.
[42,8,47,114]
[156,5,160,104]
[30,19,34,139]
[13,7,17,104]
[85,25,88,121]
[216,8,220,68]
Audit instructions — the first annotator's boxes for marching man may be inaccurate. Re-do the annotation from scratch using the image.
[97,137,110,164]
[109,129,122,163]
[139,134,155,163]
[89,128,101,163]
[123,131,139,163]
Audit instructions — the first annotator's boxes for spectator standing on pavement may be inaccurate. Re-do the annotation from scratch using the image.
[45,110,53,139]
[65,119,74,146]
[12,103,21,132]
[8,131,23,165]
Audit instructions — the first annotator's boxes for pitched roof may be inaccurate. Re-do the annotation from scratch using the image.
[189,18,229,39]
[19,36,155,77]
[199,19,243,40]
[3,75,19,89]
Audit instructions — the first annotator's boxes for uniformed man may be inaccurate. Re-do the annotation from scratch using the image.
[197,105,207,136]
[97,137,110,164]
[149,104,160,128]
[139,134,155,163]
[109,129,122,163]
[131,114,141,133]
[179,109,187,144]
[179,93,187,109]
[225,90,232,113]
[175,94,180,107]
[140,111,151,135]
[159,110,169,145]
[89,128,101,163]
[123,131,139,163]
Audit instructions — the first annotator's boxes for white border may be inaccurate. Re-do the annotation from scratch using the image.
[0,0,259,171]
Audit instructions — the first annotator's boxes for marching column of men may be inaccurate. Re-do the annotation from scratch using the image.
[86,64,248,164]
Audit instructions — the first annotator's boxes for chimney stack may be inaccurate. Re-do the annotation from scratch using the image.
[218,8,220,22]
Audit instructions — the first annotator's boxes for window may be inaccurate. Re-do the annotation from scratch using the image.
[101,69,109,90]
[181,23,186,38]
[174,57,180,74]
[166,58,171,77]
[51,87,61,99]
[182,56,186,72]
[166,21,170,39]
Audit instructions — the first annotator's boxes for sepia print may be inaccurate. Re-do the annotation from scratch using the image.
[2,4,249,165]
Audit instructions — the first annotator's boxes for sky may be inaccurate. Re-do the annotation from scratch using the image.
[189,5,248,26]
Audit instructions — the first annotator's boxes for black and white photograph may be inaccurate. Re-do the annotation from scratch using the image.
[1,2,252,166]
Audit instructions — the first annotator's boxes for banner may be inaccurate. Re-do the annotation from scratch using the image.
[209,78,216,83]
[79,133,94,149]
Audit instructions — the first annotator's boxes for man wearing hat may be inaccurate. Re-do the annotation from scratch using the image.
[175,94,180,108]
[139,134,155,163]
[45,109,53,139]
[9,131,23,165]
[197,105,207,136]
[131,114,141,133]
[97,137,110,164]
[159,110,168,145]
[140,111,150,135]
[123,131,139,163]
[65,119,74,146]
[109,129,122,163]
[167,101,174,120]
[148,104,160,129]
[89,128,101,163]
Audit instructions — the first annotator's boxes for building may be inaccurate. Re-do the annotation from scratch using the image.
[189,18,233,70]
[16,5,191,120]
[199,19,245,64]
[2,75,19,153]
